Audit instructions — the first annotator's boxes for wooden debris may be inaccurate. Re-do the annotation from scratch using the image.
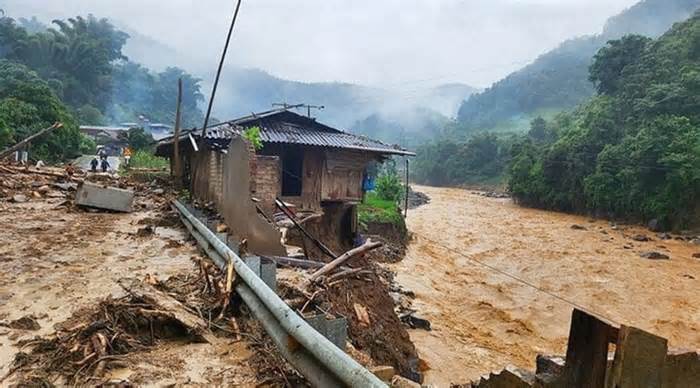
[275,198,338,259]
[309,239,382,283]
[353,303,371,327]
[119,278,216,343]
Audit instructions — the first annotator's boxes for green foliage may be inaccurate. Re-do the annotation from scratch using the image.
[242,126,263,150]
[455,0,698,132]
[128,149,169,170]
[413,132,517,187]
[509,13,700,228]
[119,127,154,151]
[359,192,405,228]
[0,59,85,162]
[1,13,204,134]
[375,163,404,202]
[590,35,652,95]
[109,63,204,127]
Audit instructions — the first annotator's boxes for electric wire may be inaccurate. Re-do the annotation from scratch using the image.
[410,230,621,324]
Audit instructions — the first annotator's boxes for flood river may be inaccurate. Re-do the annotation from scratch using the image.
[390,186,699,386]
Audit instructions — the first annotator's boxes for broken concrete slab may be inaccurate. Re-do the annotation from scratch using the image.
[608,325,668,388]
[472,366,535,387]
[75,182,134,212]
[305,314,348,350]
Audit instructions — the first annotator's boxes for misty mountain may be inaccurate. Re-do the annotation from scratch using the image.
[456,0,700,132]
[209,67,475,143]
[119,30,475,144]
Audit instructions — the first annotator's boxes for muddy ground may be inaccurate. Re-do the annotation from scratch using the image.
[390,185,700,386]
[0,169,261,386]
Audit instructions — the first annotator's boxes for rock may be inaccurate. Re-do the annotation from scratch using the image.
[640,251,670,260]
[399,312,431,331]
[624,245,633,249]
[53,182,77,191]
[37,185,51,194]
[657,233,672,240]
[371,366,396,382]
[391,375,421,388]
[2,315,41,330]
[571,224,587,230]
[32,191,42,198]
[632,234,651,242]
[11,194,28,203]
[136,225,155,238]
[691,238,700,245]
[152,188,165,195]
[648,218,666,232]
[692,253,700,259]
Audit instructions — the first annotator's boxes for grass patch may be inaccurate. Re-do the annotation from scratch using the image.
[128,150,170,170]
[359,192,405,229]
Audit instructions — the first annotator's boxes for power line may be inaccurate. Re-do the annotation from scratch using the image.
[202,0,244,137]
[411,231,620,324]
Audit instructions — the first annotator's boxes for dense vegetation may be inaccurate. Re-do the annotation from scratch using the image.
[413,132,518,187]
[455,0,700,133]
[0,13,204,161]
[0,60,92,161]
[509,13,700,227]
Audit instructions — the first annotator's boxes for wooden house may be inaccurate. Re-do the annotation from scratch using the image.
[155,108,413,255]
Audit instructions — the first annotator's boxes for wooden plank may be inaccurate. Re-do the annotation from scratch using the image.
[608,325,668,388]
[563,309,618,388]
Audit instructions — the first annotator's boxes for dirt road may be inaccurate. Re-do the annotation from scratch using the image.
[391,186,699,386]
[0,186,257,385]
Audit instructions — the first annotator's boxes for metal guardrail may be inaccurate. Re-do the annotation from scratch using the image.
[172,200,387,388]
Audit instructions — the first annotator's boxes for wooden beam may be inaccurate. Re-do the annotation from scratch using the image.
[275,198,337,260]
[562,309,619,388]
[0,122,62,160]
[309,239,382,283]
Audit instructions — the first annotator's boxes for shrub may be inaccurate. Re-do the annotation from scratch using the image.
[375,165,404,203]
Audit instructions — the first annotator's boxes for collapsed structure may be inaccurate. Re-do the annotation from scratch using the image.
[155,108,414,255]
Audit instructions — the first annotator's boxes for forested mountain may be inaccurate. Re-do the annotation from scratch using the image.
[509,12,700,228]
[456,0,700,133]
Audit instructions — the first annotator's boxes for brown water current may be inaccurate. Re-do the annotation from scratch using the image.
[389,186,699,387]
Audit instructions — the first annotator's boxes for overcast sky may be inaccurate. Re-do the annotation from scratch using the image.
[3,0,639,88]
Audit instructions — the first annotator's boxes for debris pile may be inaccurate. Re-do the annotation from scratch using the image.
[406,188,430,209]
[3,277,221,386]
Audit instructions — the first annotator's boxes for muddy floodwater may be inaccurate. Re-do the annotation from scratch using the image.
[390,186,699,386]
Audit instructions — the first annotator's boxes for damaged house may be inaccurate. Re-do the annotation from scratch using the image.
[155,108,413,256]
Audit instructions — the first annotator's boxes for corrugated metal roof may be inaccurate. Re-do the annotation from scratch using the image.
[199,121,413,156]
[160,110,414,156]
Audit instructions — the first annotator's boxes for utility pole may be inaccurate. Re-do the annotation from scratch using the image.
[201,0,243,137]
[173,78,183,186]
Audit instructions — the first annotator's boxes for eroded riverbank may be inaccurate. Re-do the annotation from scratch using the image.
[390,186,699,386]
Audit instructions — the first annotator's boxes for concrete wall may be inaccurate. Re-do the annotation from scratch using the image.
[220,137,286,256]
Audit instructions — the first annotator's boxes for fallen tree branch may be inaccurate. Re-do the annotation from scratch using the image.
[326,267,372,283]
[309,239,382,283]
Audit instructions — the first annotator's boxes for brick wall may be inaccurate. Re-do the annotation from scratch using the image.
[253,155,281,215]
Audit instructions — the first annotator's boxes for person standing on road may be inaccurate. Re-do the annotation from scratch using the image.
[100,158,110,173]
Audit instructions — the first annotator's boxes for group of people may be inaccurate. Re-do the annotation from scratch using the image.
[90,148,110,173]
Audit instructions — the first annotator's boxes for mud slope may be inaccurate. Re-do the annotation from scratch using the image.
[390,186,699,386]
